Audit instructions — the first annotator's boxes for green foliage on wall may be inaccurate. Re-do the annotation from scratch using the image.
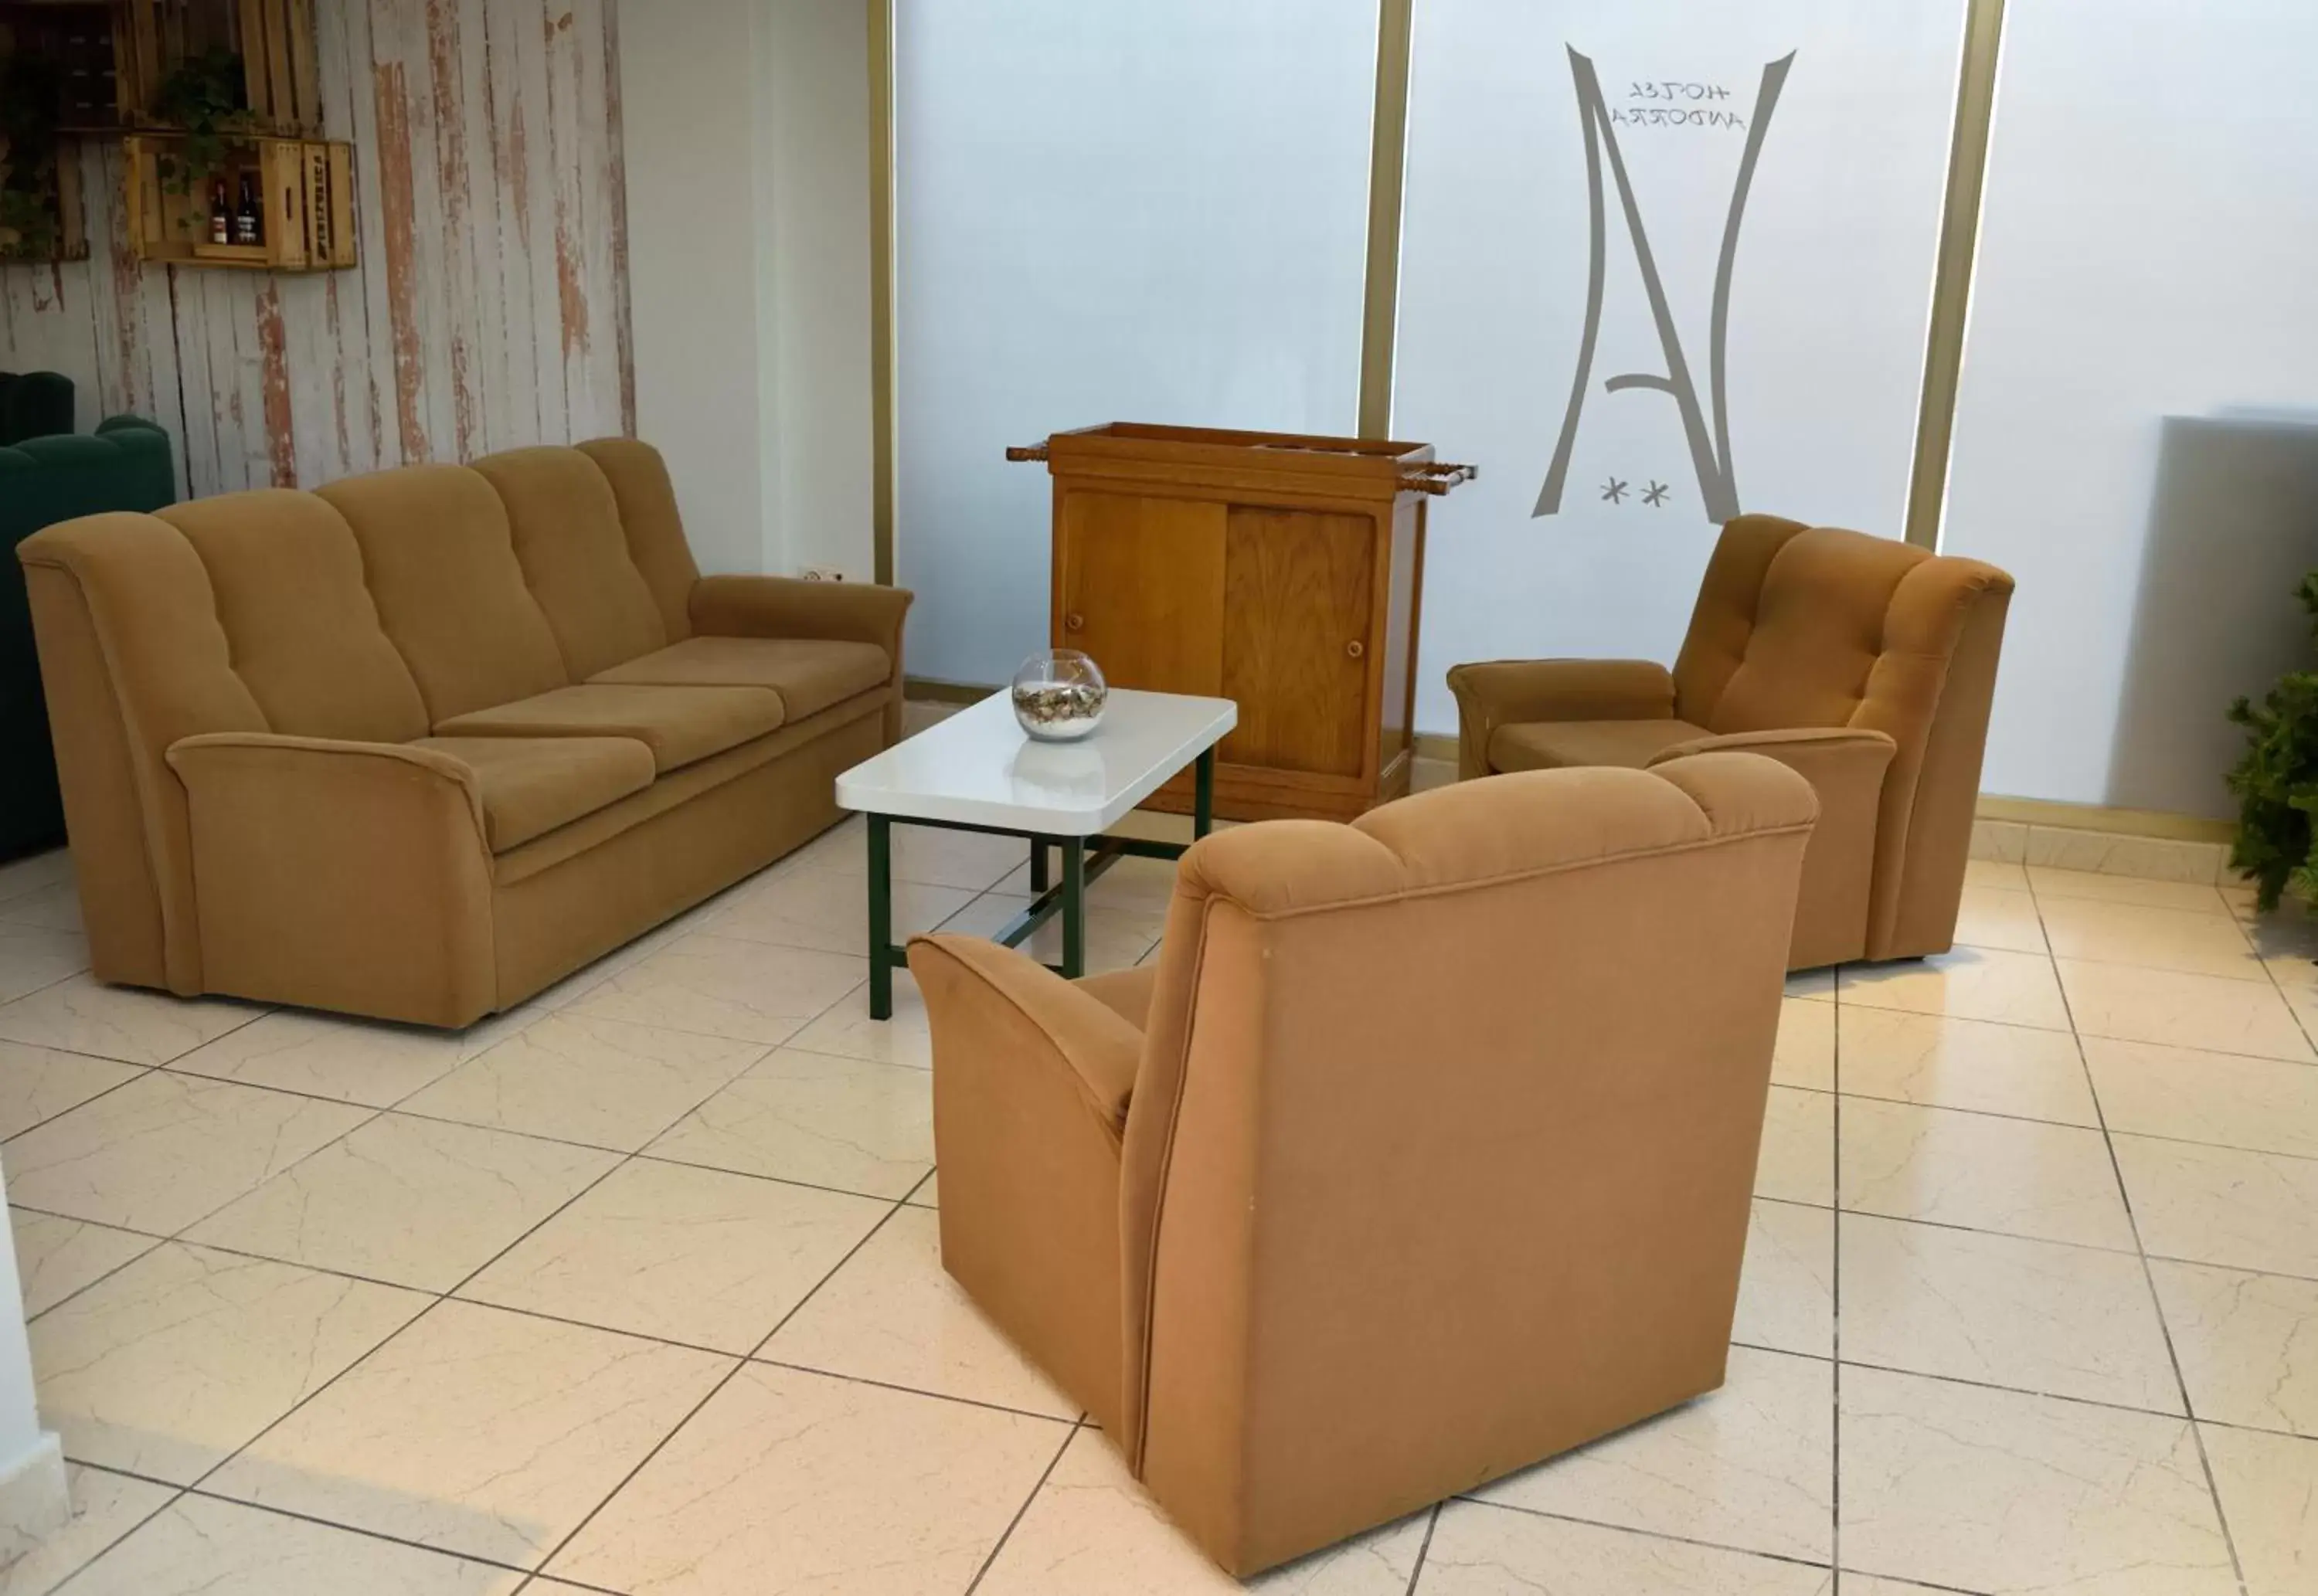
[0,53,63,260]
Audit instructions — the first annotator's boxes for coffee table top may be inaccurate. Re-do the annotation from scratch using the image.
[835,688,1237,835]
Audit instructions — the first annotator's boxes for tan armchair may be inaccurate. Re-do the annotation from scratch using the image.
[1449,514,2013,969]
[909,753,1817,1576]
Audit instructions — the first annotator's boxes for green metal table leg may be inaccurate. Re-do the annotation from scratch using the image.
[868,813,893,1020]
[1194,746,1215,839]
[1028,837,1049,895]
[1060,837,1086,979]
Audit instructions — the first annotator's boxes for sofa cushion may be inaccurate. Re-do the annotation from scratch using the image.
[413,735,657,852]
[434,683,786,773]
[591,637,891,722]
[469,447,667,680]
[318,465,570,722]
[1488,718,1708,773]
[157,491,430,744]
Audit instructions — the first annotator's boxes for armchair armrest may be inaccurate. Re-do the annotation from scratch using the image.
[1445,658,1675,779]
[1650,727,1895,971]
[908,932,1139,1135]
[165,733,497,1026]
[1648,724,1897,776]
[907,932,1138,1431]
[690,574,913,654]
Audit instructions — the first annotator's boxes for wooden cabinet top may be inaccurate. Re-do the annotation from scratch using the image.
[1009,422,1473,504]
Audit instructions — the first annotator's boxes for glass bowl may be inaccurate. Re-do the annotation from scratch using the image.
[1011,649,1108,742]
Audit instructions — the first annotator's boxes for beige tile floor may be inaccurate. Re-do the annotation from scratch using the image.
[3,796,2318,1593]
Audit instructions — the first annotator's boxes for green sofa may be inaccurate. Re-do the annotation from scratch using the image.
[0,372,76,447]
[2,417,177,857]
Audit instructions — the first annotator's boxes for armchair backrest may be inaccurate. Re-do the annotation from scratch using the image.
[1116,755,1817,1572]
[0,370,75,446]
[1674,514,2014,956]
[16,439,702,994]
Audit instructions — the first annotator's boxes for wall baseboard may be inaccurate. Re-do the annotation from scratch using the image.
[904,676,999,706]
[1975,795,2232,845]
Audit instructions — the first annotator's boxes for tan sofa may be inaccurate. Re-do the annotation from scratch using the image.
[19,439,909,1028]
[909,754,1817,1576]
[1448,514,2013,969]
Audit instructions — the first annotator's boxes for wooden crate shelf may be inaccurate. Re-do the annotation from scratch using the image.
[123,131,352,270]
[116,0,321,138]
[0,134,87,264]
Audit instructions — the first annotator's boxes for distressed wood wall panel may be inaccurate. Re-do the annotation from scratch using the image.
[0,0,634,498]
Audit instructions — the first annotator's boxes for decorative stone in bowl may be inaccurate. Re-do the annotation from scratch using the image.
[1011,649,1108,742]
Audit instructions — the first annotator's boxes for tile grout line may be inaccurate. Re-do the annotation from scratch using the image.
[1400,1500,1442,1595]
[39,1473,191,1596]
[962,1418,1083,1594]
[2035,886,2252,1596]
[1775,1079,2318,1164]
[153,939,901,1505]
[1450,1495,1840,1580]
[1828,959,1843,1581]
[19,833,1096,1588]
[517,1195,929,1585]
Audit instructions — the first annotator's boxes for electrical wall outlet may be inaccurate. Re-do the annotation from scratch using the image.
[800,565,847,582]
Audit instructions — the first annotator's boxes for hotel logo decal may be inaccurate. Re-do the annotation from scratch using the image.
[1535,47,1796,525]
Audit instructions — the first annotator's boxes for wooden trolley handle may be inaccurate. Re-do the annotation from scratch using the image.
[1004,443,1051,463]
[1399,462,1477,495]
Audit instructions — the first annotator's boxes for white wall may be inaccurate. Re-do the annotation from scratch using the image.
[892,0,1378,687]
[621,0,874,579]
[760,1,875,582]
[1943,0,2318,815]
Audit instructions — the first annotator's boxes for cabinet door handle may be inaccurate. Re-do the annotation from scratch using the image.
[1345,640,1365,659]
[1065,613,1086,633]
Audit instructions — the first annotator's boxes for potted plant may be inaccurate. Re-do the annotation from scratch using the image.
[151,46,257,202]
[2226,571,2318,908]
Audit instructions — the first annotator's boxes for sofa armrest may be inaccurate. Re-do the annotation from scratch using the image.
[908,932,1139,1134]
[1445,658,1675,779]
[690,574,913,655]
[692,576,914,742]
[906,931,1137,1431]
[165,733,498,1026]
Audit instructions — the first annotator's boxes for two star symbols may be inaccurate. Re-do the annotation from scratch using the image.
[1602,479,1671,508]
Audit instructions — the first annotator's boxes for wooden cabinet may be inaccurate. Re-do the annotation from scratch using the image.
[1019,423,1469,821]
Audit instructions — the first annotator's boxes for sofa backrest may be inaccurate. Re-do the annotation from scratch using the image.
[470,447,672,680]
[15,439,700,993]
[315,464,570,722]
[1113,756,1817,1573]
[156,491,431,744]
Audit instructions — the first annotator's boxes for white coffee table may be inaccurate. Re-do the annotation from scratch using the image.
[835,688,1238,1018]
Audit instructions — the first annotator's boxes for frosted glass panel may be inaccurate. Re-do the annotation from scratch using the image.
[894,2,1378,686]
[1944,1,2318,813]
[1394,1,1966,733]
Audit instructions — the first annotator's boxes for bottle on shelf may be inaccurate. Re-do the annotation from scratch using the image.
[234,175,261,248]
[209,181,229,246]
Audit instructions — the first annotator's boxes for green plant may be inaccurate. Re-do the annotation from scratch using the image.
[2226,570,2318,909]
[0,53,63,260]
[151,46,256,202]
